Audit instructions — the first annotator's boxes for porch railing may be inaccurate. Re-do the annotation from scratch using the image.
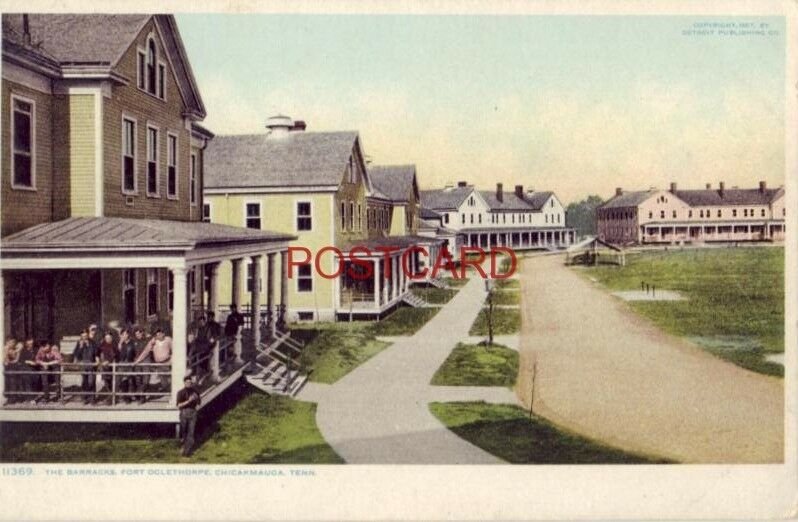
[3,362,171,406]
[339,290,377,308]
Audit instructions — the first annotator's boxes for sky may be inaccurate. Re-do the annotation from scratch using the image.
[176,14,786,204]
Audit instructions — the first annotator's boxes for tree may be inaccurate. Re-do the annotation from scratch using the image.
[565,195,605,238]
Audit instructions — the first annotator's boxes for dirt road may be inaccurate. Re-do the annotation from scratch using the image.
[516,254,783,463]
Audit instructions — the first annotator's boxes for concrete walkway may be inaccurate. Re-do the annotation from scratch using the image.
[516,255,784,463]
[299,276,521,464]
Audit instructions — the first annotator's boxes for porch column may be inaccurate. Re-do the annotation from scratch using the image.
[278,251,288,329]
[373,259,381,307]
[197,266,205,315]
[266,253,276,339]
[392,256,399,300]
[230,258,243,363]
[250,255,262,353]
[170,267,188,407]
[208,262,221,382]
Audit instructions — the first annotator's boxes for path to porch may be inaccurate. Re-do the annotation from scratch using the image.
[298,276,520,464]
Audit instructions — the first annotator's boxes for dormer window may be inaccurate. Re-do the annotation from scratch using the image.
[138,36,166,100]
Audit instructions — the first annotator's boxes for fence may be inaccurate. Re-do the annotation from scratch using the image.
[3,362,171,406]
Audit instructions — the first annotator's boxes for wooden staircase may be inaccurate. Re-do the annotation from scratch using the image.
[402,293,426,307]
[245,330,310,397]
[428,276,448,289]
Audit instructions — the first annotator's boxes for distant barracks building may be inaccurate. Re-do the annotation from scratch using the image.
[597,181,785,246]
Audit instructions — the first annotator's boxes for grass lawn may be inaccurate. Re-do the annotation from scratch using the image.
[0,384,343,464]
[469,307,521,336]
[429,401,669,464]
[431,343,518,388]
[581,247,784,377]
[490,290,520,306]
[291,324,390,384]
[495,279,520,289]
[412,286,459,304]
[365,306,440,336]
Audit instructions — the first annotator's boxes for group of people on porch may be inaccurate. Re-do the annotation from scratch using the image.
[1,304,246,406]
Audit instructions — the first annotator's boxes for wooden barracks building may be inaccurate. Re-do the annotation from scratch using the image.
[596,181,786,246]
[0,14,296,422]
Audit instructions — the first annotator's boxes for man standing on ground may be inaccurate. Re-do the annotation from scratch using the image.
[177,376,201,457]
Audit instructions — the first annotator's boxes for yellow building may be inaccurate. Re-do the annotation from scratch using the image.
[204,116,443,322]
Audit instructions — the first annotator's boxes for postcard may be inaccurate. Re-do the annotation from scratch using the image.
[0,0,795,520]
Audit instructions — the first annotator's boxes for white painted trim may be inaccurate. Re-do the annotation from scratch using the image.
[158,60,167,101]
[136,46,147,89]
[121,113,138,195]
[166,131,179,200]
[0,407,179,424]
[204,186,338,195]
[0,256,186,270]
[146,122,160,197]
[190,152,198,206]
[9,93,36,191]
[2,61,52,94]
[242,199,262,229]
[294,198,313,233]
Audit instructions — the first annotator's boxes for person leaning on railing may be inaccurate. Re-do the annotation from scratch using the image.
[35,341,62,403]
[3,338,20,403]
[72,329,99,405]
[133,329,172,397]
[117,328,137,404]
[17,338,38,403]
[97,332,119,404]
[132,327,151,403]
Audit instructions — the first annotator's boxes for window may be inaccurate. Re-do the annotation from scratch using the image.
[761,209,765,217]
[147,39,157,95]
[357,204,362,230]
[297,201,312,231]
[167,133,177,198]
[146,126,159,195]
[158,63,166,99]
[123,269,136,325]
[545,214,548,224]
[743,209,748,217]
[551,199,554,207]
[349,202,354,230]
[341,202,346,229]
[648,211,653,219]
[461,213,465,224]
[557,214,561,224]
[137,50,146,89]
[469,196,474,206]
[503,214,506,224]
[470,214,474,224]
[122,117,136,193]
[689,210,693,218]
[672,210,677,219]
[660,210,665,219]
[11,96,34,189]
[297,311,314,321]
[297,264,313,292]
[202,202,211,223]
[147,269,158,317]
[167,271,174,313]
[190,153,197,205]
[247,261,261,293]
[444,214,449,224]
[718,210,722,218]
[732,209,737,217]
[245,202,261,229]
[478,214,482,224]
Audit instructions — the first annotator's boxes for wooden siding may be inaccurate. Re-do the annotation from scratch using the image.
[68,94,97,217]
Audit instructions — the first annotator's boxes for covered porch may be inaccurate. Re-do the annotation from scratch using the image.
[0,217,295,423]
[336,236,444,318]
[641,220,786,244]
[462,227,576,250]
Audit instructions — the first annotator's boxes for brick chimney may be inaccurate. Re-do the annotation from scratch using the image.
[759,180,767,193]
[457,181,468,188]
[496,183,503,203]
[615,187,623,197]
[670,182,677,193]
[719,181,725,197]
[515,185,523,198]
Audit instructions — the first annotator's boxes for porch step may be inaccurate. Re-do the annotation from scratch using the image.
[245,361,310,397]
[402,293,426,308]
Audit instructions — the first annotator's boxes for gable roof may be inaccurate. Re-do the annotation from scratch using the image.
[674,187,783,207]
[419,186,474,210]
[204,131,359,189]
[479,191,530,211]
[419,207,442,220]
[369,165,417,203]
[599,190,659,209]
[2,14,206,118]
[524,191,555,211]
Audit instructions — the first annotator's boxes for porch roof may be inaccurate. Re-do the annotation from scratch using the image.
[0,217,296,269]
[340,234,444,253]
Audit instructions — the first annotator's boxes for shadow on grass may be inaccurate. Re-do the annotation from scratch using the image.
[430,402,671,464]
